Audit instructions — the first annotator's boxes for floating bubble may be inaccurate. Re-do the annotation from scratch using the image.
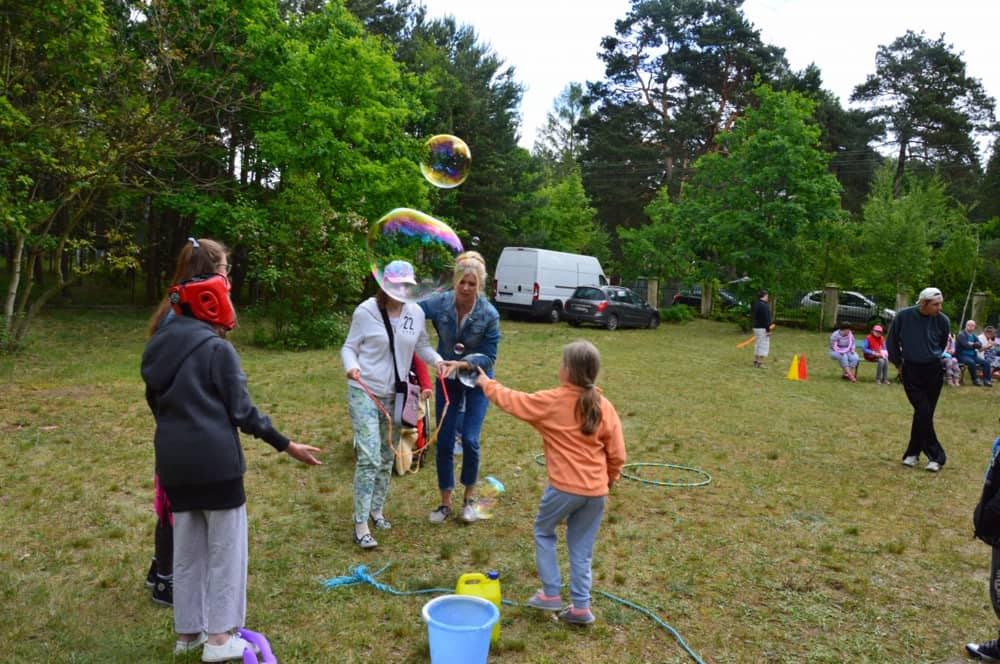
[470,236,480,247]
[475,476,505,519]
[453,342,466,355]
[457,353,491,388]
[420,134,471,188]
[368,208,464,304]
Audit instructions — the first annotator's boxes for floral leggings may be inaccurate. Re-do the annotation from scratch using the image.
[347,386,398,524]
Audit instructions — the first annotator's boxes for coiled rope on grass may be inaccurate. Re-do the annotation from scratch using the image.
[322,564,704,664]
[532,454,713,488]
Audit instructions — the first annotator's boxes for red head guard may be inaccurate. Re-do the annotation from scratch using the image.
[168,273,235,330]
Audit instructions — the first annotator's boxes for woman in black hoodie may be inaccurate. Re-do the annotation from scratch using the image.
[141,238,321,662]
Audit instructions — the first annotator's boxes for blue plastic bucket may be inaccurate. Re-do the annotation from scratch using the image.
[422,594,499,664]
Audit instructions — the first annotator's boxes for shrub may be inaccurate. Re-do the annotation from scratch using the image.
[660,304,694,324]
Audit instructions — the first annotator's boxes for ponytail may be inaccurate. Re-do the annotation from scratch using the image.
[562,340,603,435]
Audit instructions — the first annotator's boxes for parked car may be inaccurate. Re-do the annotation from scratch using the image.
[799,290,895,325]
[493,247,606,323]
[563,285,660,330]
[672,286,744,310]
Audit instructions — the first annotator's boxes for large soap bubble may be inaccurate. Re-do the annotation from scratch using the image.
[474,476,505,520]
[368,208,464,304]
[420,134,471,188]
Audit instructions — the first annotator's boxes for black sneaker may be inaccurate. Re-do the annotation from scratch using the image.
[144,558,156,588]
[967,638,1000,660]
[151,575,173,607]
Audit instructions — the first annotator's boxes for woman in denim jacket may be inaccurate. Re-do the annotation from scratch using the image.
[419,251,501,524]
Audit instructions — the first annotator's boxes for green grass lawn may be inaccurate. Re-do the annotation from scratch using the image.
[0,311,995,663]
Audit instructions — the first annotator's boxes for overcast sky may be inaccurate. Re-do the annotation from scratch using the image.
[417,0,1000,151]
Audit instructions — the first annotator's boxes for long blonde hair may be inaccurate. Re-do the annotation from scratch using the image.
[146,238,229,337]
[563,340,603,435]
[452,250,488,294]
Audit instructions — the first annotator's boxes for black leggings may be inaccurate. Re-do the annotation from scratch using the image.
[990,546,1000,622]
[155,516,173,576]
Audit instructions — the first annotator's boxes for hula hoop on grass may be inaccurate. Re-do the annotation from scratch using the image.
[532,454,711,488]
[620,462,712,488]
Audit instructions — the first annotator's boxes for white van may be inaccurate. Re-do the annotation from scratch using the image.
[492,247,607,322]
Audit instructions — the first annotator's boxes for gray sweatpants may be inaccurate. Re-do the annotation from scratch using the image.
[173,506,248,635]
[533,485,606,610]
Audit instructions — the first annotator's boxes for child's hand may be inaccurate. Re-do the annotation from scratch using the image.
[285,441,322,465]
[420,388,432,400]
[474,365,489,387]
[346,368,360,381]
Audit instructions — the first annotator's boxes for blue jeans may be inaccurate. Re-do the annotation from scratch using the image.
[829,350,859,369]
[533,486,605,610]
[959,354,992,384]
[434,377,490,491]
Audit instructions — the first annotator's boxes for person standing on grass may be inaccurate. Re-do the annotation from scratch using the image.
[751,290,772,368]
[475,340,625,626]
[142,244,322,661]
[966,437,1000,660]
[341,261,447,549]
[142,237,232,608]
[419,251,501,524]
[885,287,950,472]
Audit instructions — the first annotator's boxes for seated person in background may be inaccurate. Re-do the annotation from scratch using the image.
[942,333,962,387]
[957,319,993,387]
[979,325,1000,381]
[829,322,860,383]
[862,324,890,385]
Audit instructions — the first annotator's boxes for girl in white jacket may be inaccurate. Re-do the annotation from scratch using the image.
[341,261,446,548]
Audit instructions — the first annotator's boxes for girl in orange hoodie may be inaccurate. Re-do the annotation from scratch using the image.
[475,340,625,625]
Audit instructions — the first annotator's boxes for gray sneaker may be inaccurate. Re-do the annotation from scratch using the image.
[558,607,595,625]
[429,505,452,523]
[526,590,562,611]
[901,456,918,467]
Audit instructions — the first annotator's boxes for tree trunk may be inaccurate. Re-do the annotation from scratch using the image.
[893,142,907,198]
[3,233,25,340]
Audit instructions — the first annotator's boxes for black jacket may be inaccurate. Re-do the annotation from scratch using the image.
[141,315,289,488]
[974,446,1000,546]
[751,298,771,329]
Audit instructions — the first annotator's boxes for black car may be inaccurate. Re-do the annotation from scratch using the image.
[672,286,744,310]
[563,285,660,330]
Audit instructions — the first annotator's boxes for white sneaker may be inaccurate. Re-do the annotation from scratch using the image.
[174,633,207,655]
[201,635,252,662]
[429,505,452,523]
[901,456,918,467]
[926,461,942,472]
[460,501,478,523]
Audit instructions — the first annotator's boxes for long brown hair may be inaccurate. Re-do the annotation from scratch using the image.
[563,340,603,435]
[146,238,229,337]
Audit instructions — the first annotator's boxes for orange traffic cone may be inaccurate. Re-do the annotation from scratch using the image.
[798,354,808,381]
[786,354,800,381]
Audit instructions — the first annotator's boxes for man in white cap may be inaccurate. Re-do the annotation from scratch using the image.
[885,287,951,472]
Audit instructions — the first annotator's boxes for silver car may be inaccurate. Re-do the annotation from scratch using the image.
[800,290,895,325]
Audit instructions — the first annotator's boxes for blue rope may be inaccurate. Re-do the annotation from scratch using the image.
[322,563,448,595]
[532,454,712,488]
[322,564,703,663]
[597,589,704,664]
